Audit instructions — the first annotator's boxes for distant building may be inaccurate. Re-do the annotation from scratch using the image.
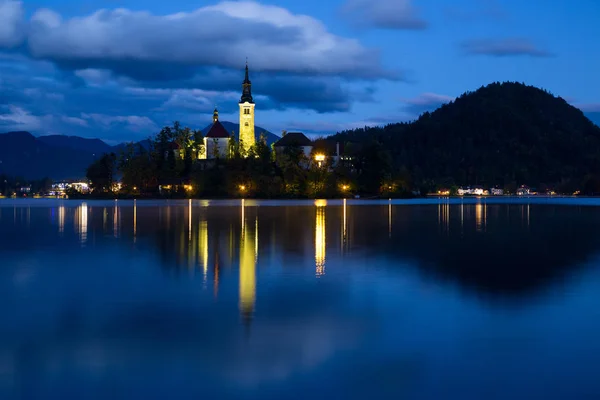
[516,185,530,196]
[472,186,484,196]
[490,187,504,196]
[311,138,343,167]
[202,108,230,159]
[273,132,313,159]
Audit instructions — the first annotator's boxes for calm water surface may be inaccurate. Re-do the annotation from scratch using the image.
[2,198,600,399]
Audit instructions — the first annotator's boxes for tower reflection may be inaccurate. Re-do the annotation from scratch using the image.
[58,205,65,234]
[199,218,208,281]
[79,203,88,244]
[239,200,257,324]
[315,203,326,277]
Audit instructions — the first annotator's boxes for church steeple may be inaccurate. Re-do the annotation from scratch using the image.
[238,61,256,155]
[240,60,254,104]
[213,107,219,123]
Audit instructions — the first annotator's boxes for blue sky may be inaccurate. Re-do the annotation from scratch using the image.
[0,0,599,144]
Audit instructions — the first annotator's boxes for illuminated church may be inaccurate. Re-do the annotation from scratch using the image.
[200,63,256,159]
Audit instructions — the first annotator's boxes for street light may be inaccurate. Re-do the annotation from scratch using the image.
[314,153,325,168]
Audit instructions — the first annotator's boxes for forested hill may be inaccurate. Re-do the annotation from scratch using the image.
[332,82,600,192]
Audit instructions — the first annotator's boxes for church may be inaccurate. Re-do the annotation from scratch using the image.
[199,63,256,159]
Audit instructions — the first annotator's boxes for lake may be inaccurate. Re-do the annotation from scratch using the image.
[1,197,600,399]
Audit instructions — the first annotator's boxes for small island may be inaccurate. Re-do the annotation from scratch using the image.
[2,73,600,199]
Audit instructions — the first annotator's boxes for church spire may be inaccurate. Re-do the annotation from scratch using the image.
[240,60,254,104]
[213,106,219,123]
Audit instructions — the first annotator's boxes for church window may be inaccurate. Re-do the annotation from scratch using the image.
[245,122,249,126]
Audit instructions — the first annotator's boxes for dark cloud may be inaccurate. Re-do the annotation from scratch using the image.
[18,2,393,80]
[460,38,553,57]
[341,0,427,30]
[0,1,401,142]
[400,92,454,116]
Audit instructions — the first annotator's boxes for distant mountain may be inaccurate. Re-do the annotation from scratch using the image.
[38,135,112,155]
[0,131,101,180]
[202,121,280,146]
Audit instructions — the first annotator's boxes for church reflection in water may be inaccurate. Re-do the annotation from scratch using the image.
[239,199,257,323]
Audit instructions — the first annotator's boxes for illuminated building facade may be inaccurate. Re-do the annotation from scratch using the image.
[238,62,256,155]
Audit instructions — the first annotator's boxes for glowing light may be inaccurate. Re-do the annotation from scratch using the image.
[315,204,326,277]
[239,184,246,192]
[314,199,327,207]
[184,184,193,192]
[314,154,325,162]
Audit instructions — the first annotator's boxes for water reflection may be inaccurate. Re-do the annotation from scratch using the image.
[315,203,326,277]
[475,201,487,232]
[240,201,257,323]
[58,205,65,234]
[2,200,600,399]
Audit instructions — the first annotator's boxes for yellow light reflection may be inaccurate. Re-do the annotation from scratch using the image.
[133,201,137,241]
[341,198,347,251]
[476,202,482,232]
[79,203,88,244]
[388,200,392,237]
[315,204,326,277]
[198,218,208,282]
[113,206,118,237]
[58,205,65,234]
[188,199,192,242]
[239,201,257,323]
[475,202,487,232]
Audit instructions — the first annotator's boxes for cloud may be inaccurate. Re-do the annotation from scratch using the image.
[401,92,454,115]
[0,0,24,48]
[0,105,44,131]
[61,115,89,127]
[341,0,427,30]
[460,38,553,57]
[81,113,159,132]
[22,2,392,80]
[575,103,600,113]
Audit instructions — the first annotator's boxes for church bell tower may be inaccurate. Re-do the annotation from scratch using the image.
[239,61,255,155]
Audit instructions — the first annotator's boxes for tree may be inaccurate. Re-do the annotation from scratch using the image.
[87,153,117,192]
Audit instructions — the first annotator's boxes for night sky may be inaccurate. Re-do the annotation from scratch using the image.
[0,0,599,144]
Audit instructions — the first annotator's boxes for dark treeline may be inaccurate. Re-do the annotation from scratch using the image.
[0,175,53,196]
[332,82,600,194]
[85,122,412,199]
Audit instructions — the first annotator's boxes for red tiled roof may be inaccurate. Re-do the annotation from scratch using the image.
[205,121,230,138]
